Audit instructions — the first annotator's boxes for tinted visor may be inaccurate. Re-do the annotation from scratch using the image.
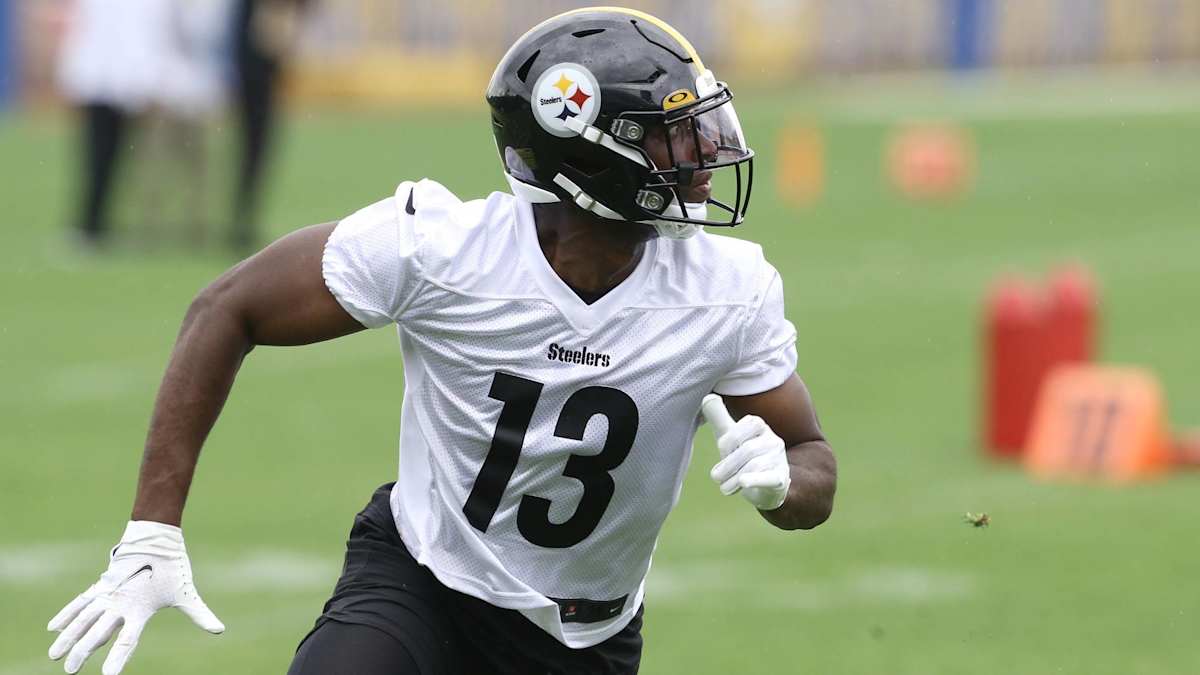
[676,88,751,167]
[623,84,754,227]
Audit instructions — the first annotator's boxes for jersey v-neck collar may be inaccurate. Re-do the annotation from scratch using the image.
[513,197,659,336]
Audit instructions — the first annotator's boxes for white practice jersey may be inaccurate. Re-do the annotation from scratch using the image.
[322,179,797,648]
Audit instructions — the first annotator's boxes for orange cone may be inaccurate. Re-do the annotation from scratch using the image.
[886,122,974,200]
[1025,365,1171,481]
[775,122,824,208]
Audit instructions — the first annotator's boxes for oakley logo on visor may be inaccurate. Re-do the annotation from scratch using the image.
[662,89,696,110]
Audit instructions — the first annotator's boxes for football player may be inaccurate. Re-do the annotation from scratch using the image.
[46,7,837,674]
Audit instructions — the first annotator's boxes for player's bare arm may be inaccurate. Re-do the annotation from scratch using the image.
[723,374,837,530]
[47,223,365,675]
[133,223,363,525]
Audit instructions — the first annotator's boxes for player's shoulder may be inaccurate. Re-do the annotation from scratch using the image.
[393,178,521,289]
[334,178,519,283]
[651,229,778,308]
[391,177,497,234]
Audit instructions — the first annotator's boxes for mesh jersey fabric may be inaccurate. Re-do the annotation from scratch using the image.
[321,179,798,648]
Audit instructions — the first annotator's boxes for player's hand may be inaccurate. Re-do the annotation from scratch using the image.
[701,394,792,511]
[47,521,223,674]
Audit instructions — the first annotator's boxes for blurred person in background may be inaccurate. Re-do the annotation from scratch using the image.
[230,0,311,254]
[138,0,233,249]
[57,0,172,250]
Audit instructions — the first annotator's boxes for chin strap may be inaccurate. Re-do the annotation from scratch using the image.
[505,173,558,203]
[561,117,649,168]
[505,114,706,239]
[558,116,704,239]
[507,172,704,240]
[504,162,632,222]
[551,174,625,220]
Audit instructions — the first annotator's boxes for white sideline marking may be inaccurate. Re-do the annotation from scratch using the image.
[847,565,976,603]
[7,547,338,672]
[42,363,145,405]
[8,545,975,608]
[0,544,94,584]
[204,551,337,591]
[7,549,975,672]
[7,596,327,675]
[33,340,401,407]
[0,657,59,675]
[0,545,338,591]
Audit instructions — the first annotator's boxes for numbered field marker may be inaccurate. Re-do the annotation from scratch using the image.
[1024,365,1170,481]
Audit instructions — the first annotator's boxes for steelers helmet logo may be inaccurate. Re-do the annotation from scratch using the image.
[532,63,602,138]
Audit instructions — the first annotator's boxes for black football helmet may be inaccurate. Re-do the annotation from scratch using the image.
[486,7,753,238]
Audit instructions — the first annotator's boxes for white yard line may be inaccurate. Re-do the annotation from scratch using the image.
[3,545,340,673]
[2,597,326,675]
[23,337,401,408]
[8,544,979,609]
[40,363,147,406]
[6,544,976,672]
[1,545,338,591]
[202,551,338,592]
[0,544,95,585]
[0,656,60,675]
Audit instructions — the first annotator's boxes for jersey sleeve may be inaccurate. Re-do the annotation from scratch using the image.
[713,268,798,396]
[322,191,424,328]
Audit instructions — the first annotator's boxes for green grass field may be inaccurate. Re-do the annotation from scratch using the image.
[3,73,1199,674]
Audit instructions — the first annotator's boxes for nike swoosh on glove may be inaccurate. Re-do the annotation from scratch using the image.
[47,521,223,674]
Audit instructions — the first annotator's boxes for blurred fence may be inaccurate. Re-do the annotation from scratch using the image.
[290,0,1200,102]
[12,0,1200,106]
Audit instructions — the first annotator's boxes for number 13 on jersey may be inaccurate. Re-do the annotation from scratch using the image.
[463,372,639,548]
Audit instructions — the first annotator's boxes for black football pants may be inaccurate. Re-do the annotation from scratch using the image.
[287,483,643,675]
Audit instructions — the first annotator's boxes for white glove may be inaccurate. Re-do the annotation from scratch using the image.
[701,394,792,511]
[47,521,224,674]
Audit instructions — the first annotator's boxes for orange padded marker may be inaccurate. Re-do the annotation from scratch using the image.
[1024,365,1171,481]
[775,122,824,208]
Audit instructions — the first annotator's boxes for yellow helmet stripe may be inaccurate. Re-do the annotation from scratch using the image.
[520,6,705,72]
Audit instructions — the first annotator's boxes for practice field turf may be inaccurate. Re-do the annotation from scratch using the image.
[2,74,1198,674]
